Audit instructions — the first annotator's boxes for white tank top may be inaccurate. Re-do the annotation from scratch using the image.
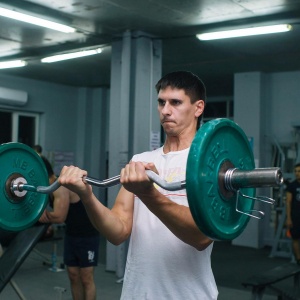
[121,147,218,300]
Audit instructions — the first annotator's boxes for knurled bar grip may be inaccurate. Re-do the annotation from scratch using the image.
[224,167,283,191]
[14,167,283,195]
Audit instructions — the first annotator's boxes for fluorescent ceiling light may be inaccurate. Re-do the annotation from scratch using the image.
[196,24,292,40]
[0,60,27,69]
[41,48,103,63]
[0,7,75,33]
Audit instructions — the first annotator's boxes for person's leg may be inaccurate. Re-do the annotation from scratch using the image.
[77,236,100,300]
[67,266,84,300]
[64,236,84,299]
[80,266,96,300]
[290,219,300,263]
[292,239,300,263]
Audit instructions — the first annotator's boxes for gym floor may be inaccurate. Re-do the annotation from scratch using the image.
[0,226,296,300]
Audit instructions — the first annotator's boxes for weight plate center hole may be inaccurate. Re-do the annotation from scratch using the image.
[5,173,28,203]
[218,160,235,200]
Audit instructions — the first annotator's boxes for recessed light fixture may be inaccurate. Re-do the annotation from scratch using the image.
[0,7,75,33]
[196,24,292,40]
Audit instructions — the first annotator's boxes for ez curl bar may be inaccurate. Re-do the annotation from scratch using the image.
[0,119,283,240]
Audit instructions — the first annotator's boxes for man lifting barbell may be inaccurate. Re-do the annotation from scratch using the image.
[58,71,218,299]
[59,72,218,299]
[0,71,283,299]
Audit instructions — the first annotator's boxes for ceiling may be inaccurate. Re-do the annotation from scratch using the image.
[0,0,300,96]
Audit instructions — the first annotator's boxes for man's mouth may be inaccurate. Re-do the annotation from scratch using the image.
[162,119,174,124]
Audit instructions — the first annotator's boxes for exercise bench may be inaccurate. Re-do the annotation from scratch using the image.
[0,224,49,297]
[242,263,300,300]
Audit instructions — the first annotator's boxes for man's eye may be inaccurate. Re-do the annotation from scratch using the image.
[158,100,165,106]
[172,100,181,105]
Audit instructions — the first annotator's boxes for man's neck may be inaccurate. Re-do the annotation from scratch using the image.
[163,136,194,153]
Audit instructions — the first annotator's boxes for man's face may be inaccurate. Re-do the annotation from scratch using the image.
[294,166,300,181]
[157,86,203,136]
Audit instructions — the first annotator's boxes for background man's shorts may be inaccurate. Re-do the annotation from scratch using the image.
[64,235,100,268]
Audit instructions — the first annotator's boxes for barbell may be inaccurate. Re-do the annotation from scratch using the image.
[0,118,283,240]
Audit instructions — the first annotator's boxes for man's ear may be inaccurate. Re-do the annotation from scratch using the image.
[195,100,205,117]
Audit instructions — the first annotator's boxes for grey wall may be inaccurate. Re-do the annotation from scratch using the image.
[269,71,300,144]
[0,73,79,153]
[0,74,109,200]
[233,70,300,248]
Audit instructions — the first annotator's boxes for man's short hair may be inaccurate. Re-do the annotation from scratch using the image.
[155,71,206,104]
[295,163,300,169]
[41,156,54,177]
[33,144,42,154]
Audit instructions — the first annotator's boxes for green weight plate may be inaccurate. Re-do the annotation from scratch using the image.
[186,118,255,240]
[0,143,49,231]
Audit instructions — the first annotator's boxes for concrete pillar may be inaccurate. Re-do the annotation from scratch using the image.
[232,72,271,248]
[76,87,109,202]
[106,31,162,277]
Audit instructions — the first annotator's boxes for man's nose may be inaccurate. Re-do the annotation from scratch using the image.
[161,102,171,115]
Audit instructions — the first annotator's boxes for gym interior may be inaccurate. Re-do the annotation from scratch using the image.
[1,1,300,299]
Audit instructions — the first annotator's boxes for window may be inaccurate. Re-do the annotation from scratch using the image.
[0,111,12,144]
[0,110,39,146]
[203,97,233,122]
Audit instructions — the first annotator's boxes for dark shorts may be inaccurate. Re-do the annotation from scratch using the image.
[290,217,300,239]
[64,235,100,268]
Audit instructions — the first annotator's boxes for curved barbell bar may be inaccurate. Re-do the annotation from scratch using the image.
[11,167,283,195]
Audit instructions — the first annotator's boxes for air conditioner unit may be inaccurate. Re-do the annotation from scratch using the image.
[0,87,28,106]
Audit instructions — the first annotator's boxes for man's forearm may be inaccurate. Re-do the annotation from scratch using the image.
[81,193,132,245]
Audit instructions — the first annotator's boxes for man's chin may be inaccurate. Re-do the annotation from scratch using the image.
[163,128,177,136]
